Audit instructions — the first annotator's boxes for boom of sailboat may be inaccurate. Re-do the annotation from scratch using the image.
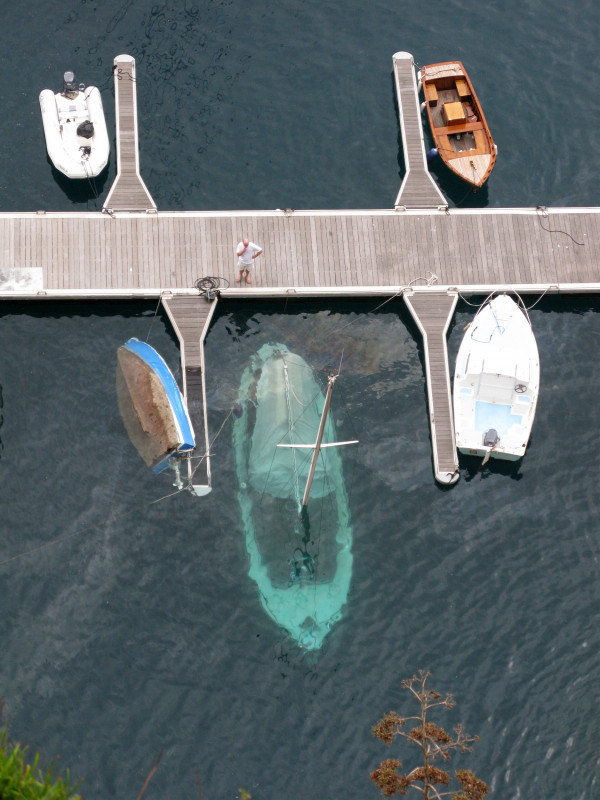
[276,373,358,508]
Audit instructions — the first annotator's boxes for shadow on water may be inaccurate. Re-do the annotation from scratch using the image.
[0,299,156,321]
[428,156,490,209]
[455,293,600,317]
[48,157,111,205]
[390,75,405,192]
[461,452,524,482]
[208,296,379,338]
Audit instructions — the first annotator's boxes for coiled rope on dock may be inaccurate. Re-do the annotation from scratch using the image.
[194,276,230,301]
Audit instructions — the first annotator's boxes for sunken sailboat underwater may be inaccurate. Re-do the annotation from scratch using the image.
[453,294,540,461]
[117,338,195,474]
[39,70,109,179]
[419,61,496,188]
[233,343,355,651]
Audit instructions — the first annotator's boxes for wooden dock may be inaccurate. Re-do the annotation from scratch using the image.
[103,55,156,213]
[404,291,459,484]
[4,52,600,487]
[3,207,596,298]
[393,52,447,210]
[162,296,218,496]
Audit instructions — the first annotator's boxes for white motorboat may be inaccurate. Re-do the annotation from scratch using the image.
[39,71,109,179]
[453,294,540,461]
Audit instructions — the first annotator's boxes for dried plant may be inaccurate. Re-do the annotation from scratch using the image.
[370,671,488,800]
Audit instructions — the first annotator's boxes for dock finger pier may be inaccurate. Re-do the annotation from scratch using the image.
[4,51,600,489]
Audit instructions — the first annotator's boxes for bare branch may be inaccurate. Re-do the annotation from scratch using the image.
[136,749,163,800]
[370,673,488,800]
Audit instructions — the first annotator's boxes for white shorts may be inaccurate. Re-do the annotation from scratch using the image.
[238,258,253,271]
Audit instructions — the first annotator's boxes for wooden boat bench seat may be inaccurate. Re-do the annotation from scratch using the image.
[455,78,470,98]
[437,121,483,136]
[424,83,438,105]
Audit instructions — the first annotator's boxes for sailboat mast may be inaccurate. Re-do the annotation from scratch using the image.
[302,374,336,507]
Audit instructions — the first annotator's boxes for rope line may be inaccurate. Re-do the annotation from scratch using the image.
[188,405,235,483]
[536,206,584,246]
[81,154,99,204]
[145,293,164,342]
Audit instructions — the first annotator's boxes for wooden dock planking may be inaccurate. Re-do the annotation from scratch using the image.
[291,214,303,288]
[103,55,156,213]
[320,216,330,285]
[1,208,597,297]
[403,290,459,484]
[161,295,218,494]
[393,52,447,210]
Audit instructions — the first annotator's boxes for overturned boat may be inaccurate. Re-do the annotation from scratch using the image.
[233,343,354,650]
[39,70,109,179]
[117,338,195,474]
[453,294,540,461]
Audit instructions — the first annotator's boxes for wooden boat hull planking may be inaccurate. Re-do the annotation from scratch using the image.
[420,61,496,188]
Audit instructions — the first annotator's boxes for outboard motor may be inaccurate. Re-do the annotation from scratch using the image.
[483,428,499,448]
[62,70,78,98]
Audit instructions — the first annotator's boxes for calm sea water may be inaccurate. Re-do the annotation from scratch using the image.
[0,1,599,799]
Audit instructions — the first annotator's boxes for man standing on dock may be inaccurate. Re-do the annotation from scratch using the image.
[235,237,263,284]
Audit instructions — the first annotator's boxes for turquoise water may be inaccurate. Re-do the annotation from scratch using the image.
[0,1,599,799]
[232,342,353,652]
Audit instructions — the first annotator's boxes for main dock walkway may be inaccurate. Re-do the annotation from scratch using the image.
[1,206,597,297]
[3,52,599,487]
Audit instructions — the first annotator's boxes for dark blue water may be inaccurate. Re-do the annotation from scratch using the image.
[0,1,599,799]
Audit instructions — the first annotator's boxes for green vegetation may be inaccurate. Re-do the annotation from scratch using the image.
[0,707,81,800]
[370,671,488,800]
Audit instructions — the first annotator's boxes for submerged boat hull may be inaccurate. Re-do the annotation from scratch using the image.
[39,86,109,179]
[233,343,353,650]
[453,295,540,461]
[420,61,496,188]
[117,338,195,473]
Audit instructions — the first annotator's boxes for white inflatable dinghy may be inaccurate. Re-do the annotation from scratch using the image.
[39,71,109,179]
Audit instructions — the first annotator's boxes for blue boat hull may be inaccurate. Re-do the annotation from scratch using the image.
[117,338,195,473]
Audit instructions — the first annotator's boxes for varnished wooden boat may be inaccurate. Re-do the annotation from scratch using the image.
[419,61,496,188]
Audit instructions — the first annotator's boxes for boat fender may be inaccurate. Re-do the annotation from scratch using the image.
[233,402,243,419]
[426,148,438,161]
